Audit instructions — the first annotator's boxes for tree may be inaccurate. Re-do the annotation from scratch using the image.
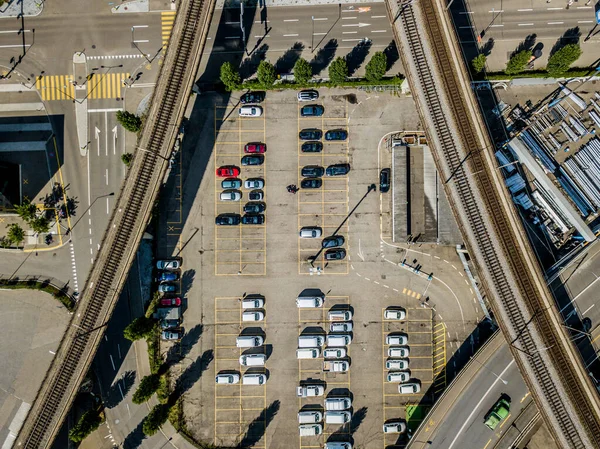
[30,215,50,234]
[132,374,161,404]
[471,54,487,73]
[124,316,155,341]
[257,60,277,87]
[219,62,241,91]
[68,408,103,443]
[6,224,24,246]
[142,403,170,436]
[547,44,582,77]
[293,58,313,84]
[365,52,387,82]
[116,110,142,133]
[328,57,348,84]
[14,199,38,222]
[121,153,133,166]
[505,50,532,76]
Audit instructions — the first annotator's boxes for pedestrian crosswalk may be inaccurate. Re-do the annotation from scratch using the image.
[162,11,176,48]
[36,73,130,101]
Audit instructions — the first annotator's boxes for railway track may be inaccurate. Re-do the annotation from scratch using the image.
[14,0,216,447]
[387,0,600,447]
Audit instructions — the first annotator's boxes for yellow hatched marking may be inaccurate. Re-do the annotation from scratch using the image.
[162,11,176,46]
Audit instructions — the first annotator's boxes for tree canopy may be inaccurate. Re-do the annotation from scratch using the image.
[257,60,277,87]
[365,52,387,82]
[505,50,532,76]
[547,44,582,77]
[116,110,142,133]
[219,62,241,91]
[328,57,348,84]
[293,58,313,84]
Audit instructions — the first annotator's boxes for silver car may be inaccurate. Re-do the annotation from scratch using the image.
[330,322,353,332]
[239,105,263,117]
[244,178,265,189]
[299,226,323,238]
[220,190,242,201]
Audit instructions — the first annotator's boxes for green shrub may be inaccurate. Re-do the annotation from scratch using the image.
[257,60,277,87]
[6,224,24,246]
[116,110,142,133]
[293,58,313,84]
[505,50,532,76]
[68,408,104,443]
[547,44,582,77]
[124,316,155,341]
[219,62,241,91]
[14,199,38,222]
[132,373,161,404]
[30,215,50,234]
[471,54,487,73]
[365,52,387,82]
[143,403,170,436]
[121,153,133,166]
[328,57,348,85]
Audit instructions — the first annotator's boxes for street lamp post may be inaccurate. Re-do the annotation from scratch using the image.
[137,147,171,162]
[65,192,115,235]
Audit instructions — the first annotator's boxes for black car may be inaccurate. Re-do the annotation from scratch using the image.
[301,141,323,153]
[249,190,264,201]
[325,129,348,141]
[243,202,266,213]
[326,163,351,176]
[301,178,322,189]
[299,129,323,141]
[301,165,325,178]
[322,235,345,248]
[160,318,181,330]
[380,168,391,193]
[240,91,265,104]
[216,213,241,226]
[325,248,346,260]
[242,214,265,225]
[300,105,325,117]
[241,155,264,166]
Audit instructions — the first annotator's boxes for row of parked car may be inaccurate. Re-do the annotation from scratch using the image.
[216,164,265,226]
[383,308,421,395]
[155,259,184,341]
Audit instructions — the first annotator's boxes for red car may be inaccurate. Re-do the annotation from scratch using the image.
[216,166,240,177]
[244,143,266,154]
[160,297,182,307]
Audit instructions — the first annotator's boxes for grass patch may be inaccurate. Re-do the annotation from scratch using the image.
[156,373,169,404]
[0,278,75,311]
[233,75,404,92]
[146,326,162,375]
[405,404,430,432]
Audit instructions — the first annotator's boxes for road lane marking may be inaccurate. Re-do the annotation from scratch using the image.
[283,33,299,37]
[371,15,386,18]
[579,20,594,23]
[342,16,357,19]
[283,19,298,22]
[518,23,534,26]
[224,36,238,39]
[313,17,328,20]
[490,24,504,27]
[548,21,564,25]
[582,303,595,314]
[517,8,533,11]
[372,30,387,33]
[343,31,358,34]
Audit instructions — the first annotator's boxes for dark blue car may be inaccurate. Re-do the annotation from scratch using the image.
[156,271,179,282]
[300,105,325,117]
[325,129,348,141]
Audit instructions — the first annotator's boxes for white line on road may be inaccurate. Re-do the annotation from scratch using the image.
[459,11,474,14]
[343,31,358,34]
[88,108,123,113]
[225,21,240,24]
[547,7,563,10]
[548,21,564,25]
[109,354,116,371]
[371,30,387,33]
[518,23,534,26]
[283,19,298,22]
[105,168,108,185]
[107,197,110,214]
[371,15,386,18]
[224,36,239,39]
[578,20,594,23]
[255,20,270,23]
[342,39,363,42]
[583,303,595,315]
[0,44,31,48]
[132,39,149,43]
[49,350,55,355]
[313,17,328,20]
[0,29,31,33]
[577,5,593,8]
[342,16,357,19]
[283,33,299,36]
[131,25,148,28]
[490,24,504,27]
[254,35,271,38]
[118,344,122,359]
[517,8,533,11]
[118,383,124,400]
[459,26,474,29]
[559,275,600,314]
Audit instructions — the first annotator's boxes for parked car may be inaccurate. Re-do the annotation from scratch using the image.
[242,214,265,225]
[325,129,348,141]
[156,260,180,270]
[301,165,325,178]
[384,307,406,320]
[300,105,324,117]
[156,271,178,282]
[221,178,242,189]
[380,168,391,192]
[383,421,407,434]
[216,166,240,177]
[398,382,421,394]
[243,202,266,213]
[239,105,263,117]
[326,163,351,176]
[216,213,241,226]
[160,319,181,330]
[330,322,353,332]
[323,348,347,358]
[299,129,323,140]
[387,371,411,383]
[241,155,264,166]
[325,248,346,260]
[158,283,177,293]
[242,296,264,308]
[299,227,322,238]
[386,359,409,370]
[301,141,323,153]
[386,334,408,345]
[160,297,182,307]
[388,347,410,358]
[249,190,264,201]
[297,89,319,101]
[240,91,265,104]
[242,311,265,321]
[322,235,345,248]
[161,329,183,341]
[301,178,322,189]
[220,190,242,201]
[244,178,265,189]
[244,142,266,153]
[215,372,240,384]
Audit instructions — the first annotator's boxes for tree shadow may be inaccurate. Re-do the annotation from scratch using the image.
[180,268,195,311]
[550,27,581,56]
[122,420,145,449]
[383,40,400,71]
[172,350,214,398]
[481,38,494,57]
[345,40,372,76]
[239,44,269,80]
[165,324,203,364]
[104,370,136,408]
[513,34,537,57]
[310,39,338,75]
[237,400,280,448]
[275,42,305,74]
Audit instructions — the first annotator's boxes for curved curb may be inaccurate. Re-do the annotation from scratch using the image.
[0,0,44,18]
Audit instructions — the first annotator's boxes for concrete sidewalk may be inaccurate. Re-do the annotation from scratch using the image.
[0,0,43,18]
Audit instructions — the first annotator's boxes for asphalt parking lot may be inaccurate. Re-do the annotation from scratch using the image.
[157,88,483,448]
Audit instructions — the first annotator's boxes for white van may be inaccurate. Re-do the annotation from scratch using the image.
[239,354,266,366]
[326,334,352,347]
[299,424,322,436]
[242,297,264,309]
[242,311,264,322]
[242,373,267,385]
[324,397,352,411]
[387,371,411,383]
[386,334,408,345]
[328,310,353,321]
[325,411,351,424]
[236,336,264,347]
[298,411,323,424]
[388,347,409,358]
[298,335,325,348]
[296,295,325,308]
[297,348,320,359]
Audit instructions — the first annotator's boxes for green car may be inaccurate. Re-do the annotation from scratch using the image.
[484,398,510,430]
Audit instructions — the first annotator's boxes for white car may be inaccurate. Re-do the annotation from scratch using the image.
[387,371,411,383]
[242,311,265,321]
[330,322,353,332]
[156,260,180,270]
[239,354,266,366]
[244,178,265,189]
[323,348,347,358]
[384,307,406,320]
[215,372,240,384]
[386,359,409,370]
[242,297,264,309]
[299,227,322,238]
[386,334,408,345]
[399,382,421,394]
[239,105,263,117]
[220,190,241,201]
[383,421,407,434]
[388,347,410,358]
